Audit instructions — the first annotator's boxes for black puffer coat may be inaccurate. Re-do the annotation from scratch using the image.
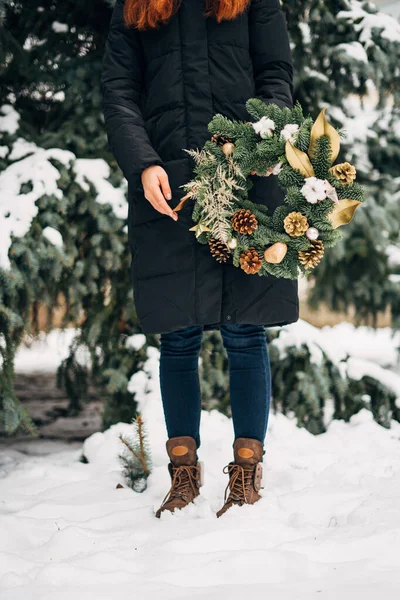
[101,0,299,334]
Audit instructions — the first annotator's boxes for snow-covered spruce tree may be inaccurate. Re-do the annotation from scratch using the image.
[0,106,38,434]
[267,329,398,434]
[283,0,400,325]
[0,103,150,434]
[0,0,113,158]
[0,1,153,434]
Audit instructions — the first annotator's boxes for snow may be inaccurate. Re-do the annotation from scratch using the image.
[0,105,20,135]
[12,329,150,374]
[298,22,311,45]
[0,144,74,269]
[74,158,128,220]
[346,357,400,399]
[23,36,47,51]
[0,143,127,270]
[319,321,400,368]
[387,243,400,268]
[42,226,63,247]
[328,96,393,175]
[393,118,400,139]
[13,318,400,395]
[271,319,400,367]
[2,336,400,599]
[335,41,369,64]
[52,22,69,33]
[337,1,400,46]
[53,91,65,102]
[271,320,400,403]
[13,328,85,374]
[303,67,329,82]
[8,138,39,161]
[125,333,147,351]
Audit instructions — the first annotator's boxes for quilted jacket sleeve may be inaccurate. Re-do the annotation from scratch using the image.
[249,0,294,109]
[101,0,164,188]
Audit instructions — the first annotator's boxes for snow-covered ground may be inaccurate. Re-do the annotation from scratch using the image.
[2,325,400,599]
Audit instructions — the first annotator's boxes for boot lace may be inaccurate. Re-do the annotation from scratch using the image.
[222,463,254,505]
[160,463,200,508]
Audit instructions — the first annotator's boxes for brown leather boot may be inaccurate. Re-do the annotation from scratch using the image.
[155,436,203,518]
[216,437,264,518]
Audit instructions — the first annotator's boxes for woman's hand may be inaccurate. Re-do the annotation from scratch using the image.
[141,165,178,221]
[250,169,269,176]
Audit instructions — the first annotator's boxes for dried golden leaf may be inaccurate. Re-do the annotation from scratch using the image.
[285,141,315,178]
[328,198,362,228]
[173,191,193,212]
[308,108,341,163]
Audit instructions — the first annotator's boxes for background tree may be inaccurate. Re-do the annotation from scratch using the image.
[285,0,400,324]
[1,0,399,435]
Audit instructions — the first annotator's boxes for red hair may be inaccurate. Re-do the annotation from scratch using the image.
[124,0,251,30]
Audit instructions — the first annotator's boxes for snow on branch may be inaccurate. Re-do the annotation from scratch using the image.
[0,144,74,269]
[73,159,127,220]
[337,1,400,46]
[0,106,128,270]
[0,105,20,135]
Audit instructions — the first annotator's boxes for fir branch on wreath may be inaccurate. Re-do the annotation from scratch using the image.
[174,99,366,279]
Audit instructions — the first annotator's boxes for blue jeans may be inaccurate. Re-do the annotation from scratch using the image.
[159,323,271,449]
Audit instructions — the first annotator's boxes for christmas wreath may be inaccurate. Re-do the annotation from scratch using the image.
[174,99,365,279]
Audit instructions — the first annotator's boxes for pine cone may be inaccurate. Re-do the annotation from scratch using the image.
[329,162,356,185]
[298,240,325,270]
[239,247,263,274]
[231,209,258,235]
[283,212,309,237]
[211,133,231,146]
[209,237,231,263]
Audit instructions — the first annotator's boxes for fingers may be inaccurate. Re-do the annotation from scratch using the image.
[149,185,178,221]
[158,170,172,202]
[142,166,178,221]
[250,169,269,176]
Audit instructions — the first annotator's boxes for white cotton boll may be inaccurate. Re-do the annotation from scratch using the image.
[280,123,300,143]
[301,176,328,204]
[306,227,319,241]
[272,161,283,175]
[252,117,275,139]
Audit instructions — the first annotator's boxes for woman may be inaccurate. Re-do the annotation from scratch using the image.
[101,0,298,518]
